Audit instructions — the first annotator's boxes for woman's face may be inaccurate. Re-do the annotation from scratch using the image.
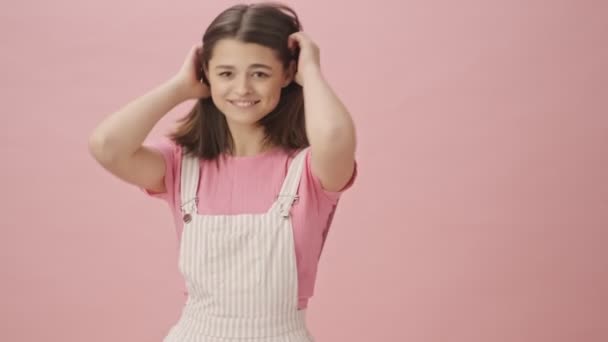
[205,38,293,127]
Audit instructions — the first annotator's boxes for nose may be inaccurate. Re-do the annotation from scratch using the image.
[234,74,252,96]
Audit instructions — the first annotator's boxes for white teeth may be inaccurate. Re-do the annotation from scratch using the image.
[231,100,258,107]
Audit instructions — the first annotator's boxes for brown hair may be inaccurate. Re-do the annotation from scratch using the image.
[169,2,308,160]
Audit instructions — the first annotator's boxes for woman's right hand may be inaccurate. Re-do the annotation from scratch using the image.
[171,43,211,101]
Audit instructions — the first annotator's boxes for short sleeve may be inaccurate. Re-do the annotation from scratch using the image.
[140,137,179,205]
[303,148,358,205]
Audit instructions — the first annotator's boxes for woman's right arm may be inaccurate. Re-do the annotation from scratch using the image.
[88,44,208,194]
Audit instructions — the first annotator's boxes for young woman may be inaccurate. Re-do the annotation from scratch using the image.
[89,3,357,341]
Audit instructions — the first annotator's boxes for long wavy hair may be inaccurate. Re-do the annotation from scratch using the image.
[169,2,308,161]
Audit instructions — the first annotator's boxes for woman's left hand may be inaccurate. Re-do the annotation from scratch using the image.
[288,32,321,86]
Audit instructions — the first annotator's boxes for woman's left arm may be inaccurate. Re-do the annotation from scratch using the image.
[289,32,357,192]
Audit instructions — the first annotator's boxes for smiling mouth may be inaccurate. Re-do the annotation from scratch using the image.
[229,100,261,108]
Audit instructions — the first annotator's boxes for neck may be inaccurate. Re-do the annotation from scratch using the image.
[227,122,275,157]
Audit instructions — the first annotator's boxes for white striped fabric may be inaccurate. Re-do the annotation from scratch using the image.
[163,148,314,342]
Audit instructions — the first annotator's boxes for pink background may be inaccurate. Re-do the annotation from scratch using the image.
[1,0,607,341]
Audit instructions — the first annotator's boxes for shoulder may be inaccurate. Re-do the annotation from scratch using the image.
[294,146,357,205]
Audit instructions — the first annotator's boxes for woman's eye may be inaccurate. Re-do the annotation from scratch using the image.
[217,71,268,78]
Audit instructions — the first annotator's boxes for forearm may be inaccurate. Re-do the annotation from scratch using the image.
[89,78,187,161]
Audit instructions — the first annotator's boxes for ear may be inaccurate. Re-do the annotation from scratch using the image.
[282,60,296,87]
[203,63,210,78]
[201,63,211,85]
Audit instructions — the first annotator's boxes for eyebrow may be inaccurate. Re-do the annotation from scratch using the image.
[214,64,273,71]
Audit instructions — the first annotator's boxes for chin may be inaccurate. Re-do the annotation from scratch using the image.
[221,110,270,126]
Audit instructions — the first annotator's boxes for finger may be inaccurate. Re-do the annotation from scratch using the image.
[289,44,297,54]
[287,35,296,47]
[289,36,303,49]
[288,32,302,43]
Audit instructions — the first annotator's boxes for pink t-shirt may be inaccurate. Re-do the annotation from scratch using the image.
[142,137,357,309]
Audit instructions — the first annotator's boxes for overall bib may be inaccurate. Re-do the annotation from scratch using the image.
[163,148,314,342]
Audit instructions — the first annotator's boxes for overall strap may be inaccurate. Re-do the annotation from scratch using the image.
[276,147,309,218]
[180,151,200,221]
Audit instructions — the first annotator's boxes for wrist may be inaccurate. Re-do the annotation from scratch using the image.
[299,65,323,86]
[164,77,191,103]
